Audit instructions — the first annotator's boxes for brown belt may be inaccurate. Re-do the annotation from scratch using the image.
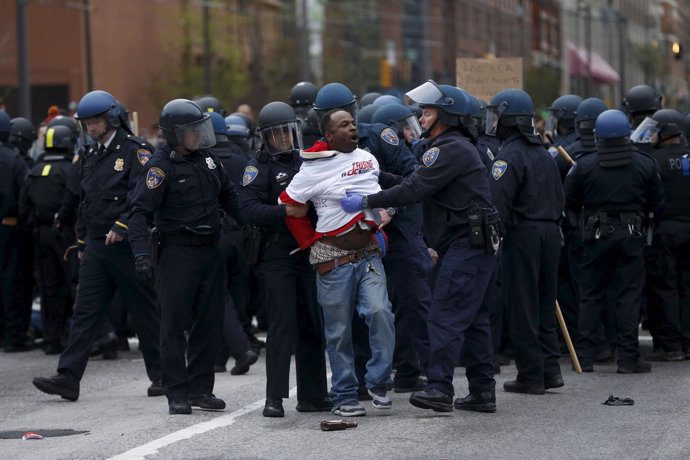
[315,248,379,275]
[2,217,17,226]
[320,225,373,250]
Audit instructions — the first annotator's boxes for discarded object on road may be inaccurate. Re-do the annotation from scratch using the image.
[603,395,634,406]
[320,420,358,431]
[22,432,44,440]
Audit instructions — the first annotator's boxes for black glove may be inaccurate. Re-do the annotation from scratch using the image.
[135,255,154,283]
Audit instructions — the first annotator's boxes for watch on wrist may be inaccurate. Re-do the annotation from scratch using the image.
[385,207,396,217]
[362,195,369,209]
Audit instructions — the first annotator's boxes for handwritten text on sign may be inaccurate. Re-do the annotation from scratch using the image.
[456,58,523,102]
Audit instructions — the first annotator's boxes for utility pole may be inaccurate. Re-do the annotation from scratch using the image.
[300,0,310,81]
[202,2,211,94]
[618,14,627,103]
[16,0,31,120]
[83,0,93,91]
[584,2,593,97]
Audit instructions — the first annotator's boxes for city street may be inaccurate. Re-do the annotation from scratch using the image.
[1,336,689,460]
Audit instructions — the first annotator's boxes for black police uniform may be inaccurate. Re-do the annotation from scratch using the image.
[0,141,29,349]
[490,132,565,389]
[357,122,432,390]
[564,145,664,369]
[129,143,239,401]
[238,150,328,404]
[18,151,76,351]
[209,139,254,368]
[57,128,161,385]
[645,143,690,355]
[368,128,498,399]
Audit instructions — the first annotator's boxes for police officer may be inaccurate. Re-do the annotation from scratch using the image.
[32,90,163,401]
[471,97,500,168]
[224,114,253,159]
[341,81,499,413]
[289,81,318,123]
[640,109,690,361]
[0,111,30,352]
[208,112,259,375]
[486,88,565,394]
[238,101,328,417]
[9,117,37,167]
[565,109,664,373]
[194,95,226,116]
[19,125,77,355]
[545,94,583,180]
[128,99,238,414]
[314,83,428,396]
[623,84,662,154]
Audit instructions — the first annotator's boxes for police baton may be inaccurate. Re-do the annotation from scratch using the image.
[132,111,139,137]
[552,144,582,373]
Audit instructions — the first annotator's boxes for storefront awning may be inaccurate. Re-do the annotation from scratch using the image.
[568,42,620,84]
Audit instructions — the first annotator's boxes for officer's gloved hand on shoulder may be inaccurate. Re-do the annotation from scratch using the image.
[135,255,154,283]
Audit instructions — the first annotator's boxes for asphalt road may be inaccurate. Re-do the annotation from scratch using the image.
[1,336,689,460]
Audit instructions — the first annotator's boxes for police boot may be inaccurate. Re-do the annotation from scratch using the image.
[169,399,192,415]
[189,394,226,410]
[230,349,259,375]
[262,398,284,417]
[617,361,651,374]
[503,379,545,395]
[33,372,80,401]
[544,374,564,390]
[454,390,496,413]
[147,380,165,397]
[409,388,453,412]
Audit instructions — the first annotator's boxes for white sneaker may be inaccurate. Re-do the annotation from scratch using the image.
[368,389,392,409]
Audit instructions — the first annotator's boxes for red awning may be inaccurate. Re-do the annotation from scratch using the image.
[568,42,620,84]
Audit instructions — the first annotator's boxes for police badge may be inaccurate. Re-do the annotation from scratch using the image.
[137,149,151,166]
[380,127,400,146]
[492,160,508,180]
[146,167,166,189]
[114,158,124,171]
[242,166,259,186]
[422,147,440,167]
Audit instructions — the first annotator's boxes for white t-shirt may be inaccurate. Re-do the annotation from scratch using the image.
[284,148,382,234]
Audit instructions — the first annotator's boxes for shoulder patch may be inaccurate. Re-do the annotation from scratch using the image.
[492,160,508,180]
[422,147,440,167]
[137,149,151,166]
[380,128,400,146]
[242,166,259,186]
[146,167,166,189]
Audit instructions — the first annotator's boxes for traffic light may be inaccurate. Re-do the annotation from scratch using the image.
[672,41,682,61]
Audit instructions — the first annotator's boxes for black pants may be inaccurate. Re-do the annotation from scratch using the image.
[0,225,26,345]
[35,225,74,345]
[645,221,690,353]
[58,237,161,381]
[158,243,223,400]
[579,229,645,365]
[256,243,327,402]
[503,221,562,386]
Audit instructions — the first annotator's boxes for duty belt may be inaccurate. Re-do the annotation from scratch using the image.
[159,232,219,247]
[314,248,379,276]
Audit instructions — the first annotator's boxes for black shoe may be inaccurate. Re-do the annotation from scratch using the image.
[90,332,118,357]
[147,380,165,397]
[409,388,453,412]
[617,361,652,374]
[230,349,259,375]
[393,376,427,393]
[594,349,614,363]
[544,374,564,390]
[503,380,545,395]
[33,373,79,401]
[43,341,63,355]
[262,398,284,417]
[645,350,685,362]
[454,390,496,413]
[214,364,227,373]
[169,399,192,414]
[296,397,332,412]
[5,341,33,353]
[189,394,226,410]
[577,362,594,372]
[357,385,373,401]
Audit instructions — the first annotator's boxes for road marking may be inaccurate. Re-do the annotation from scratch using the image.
[109,386,297,460]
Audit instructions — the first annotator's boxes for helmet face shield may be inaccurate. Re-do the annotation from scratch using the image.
[545,111,559,140]
[175,115,216,150]
[629,117,659,144]
[78,114,109,145]
[261,121,303,155]
[484,102,508,136]
[400,114,422,140]
[405,80,445,106]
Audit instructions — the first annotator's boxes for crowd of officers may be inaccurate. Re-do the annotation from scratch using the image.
[0,78,687,416]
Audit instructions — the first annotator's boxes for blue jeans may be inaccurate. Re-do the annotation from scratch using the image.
[316,254,395,406]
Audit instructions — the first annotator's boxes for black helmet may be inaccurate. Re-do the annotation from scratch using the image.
[257,102,302,155]
[623,85,662,116]
[9,117,37,147]
[651,108,685,144]
[47,115,79,139]
[194,96,225,115]
[290,82,318,107]
[159,99,216,150]
[546,94,583,137]
[116,100,133,134]
[44,124,76,152]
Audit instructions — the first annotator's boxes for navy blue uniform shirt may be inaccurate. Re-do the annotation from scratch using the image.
[0,142,28,220]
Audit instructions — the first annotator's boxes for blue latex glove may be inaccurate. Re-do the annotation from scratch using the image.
[373,230,387,258]
[340,192,365,213]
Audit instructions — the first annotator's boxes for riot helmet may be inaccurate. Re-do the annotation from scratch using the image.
[595,109,631,139]
[290,82,318,107]
[47,115,79,139]
[360,92,382,107]
[356,104,380,124]
[159,99,216,150]
[0,111,11,142]
[209,111,229,142]
[485,88,536,141]
[116,100,133,134]
[573,98,608,146]
[194,96,225,115]
[224,114,250,138]
[44,125,76,152]
[631,109,685,146]
[471,97,487,133]
[372,104,422,141]
[546,94,583,139]
[257,102,302,155]
[405,80,472,136]
[594,109,632,167]
[9,117,37,152]
[74,90,121,144]
[623,85,662,128]
[373,95,403,106]
[313,83,357,131]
